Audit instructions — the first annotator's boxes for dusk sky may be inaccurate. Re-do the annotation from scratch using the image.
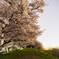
[37,0,59,48]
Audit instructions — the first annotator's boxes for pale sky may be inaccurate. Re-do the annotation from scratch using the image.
[37,0,59,48]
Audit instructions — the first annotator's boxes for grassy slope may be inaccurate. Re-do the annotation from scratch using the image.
[44,49,59,58]
[0,48,59,59]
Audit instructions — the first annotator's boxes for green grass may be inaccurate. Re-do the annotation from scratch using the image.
[44,48,59,58]
[0,48,59,59]
[33,48,58,59]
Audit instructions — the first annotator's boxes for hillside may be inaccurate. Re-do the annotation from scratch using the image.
[0,48,58,59]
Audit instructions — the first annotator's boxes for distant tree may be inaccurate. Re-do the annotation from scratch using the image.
[0,0,46,50]
[27,40,44,50]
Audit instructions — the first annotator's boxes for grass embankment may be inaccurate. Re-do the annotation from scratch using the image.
[44,48,59,58]
[0,48,59,59]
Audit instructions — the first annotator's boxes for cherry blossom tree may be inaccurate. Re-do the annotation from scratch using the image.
[0,0,46,50]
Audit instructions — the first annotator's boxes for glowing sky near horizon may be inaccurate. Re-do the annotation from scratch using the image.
[37,0,59,48]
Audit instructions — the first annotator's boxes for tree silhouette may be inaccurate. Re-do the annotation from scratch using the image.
[0,0,46,50]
